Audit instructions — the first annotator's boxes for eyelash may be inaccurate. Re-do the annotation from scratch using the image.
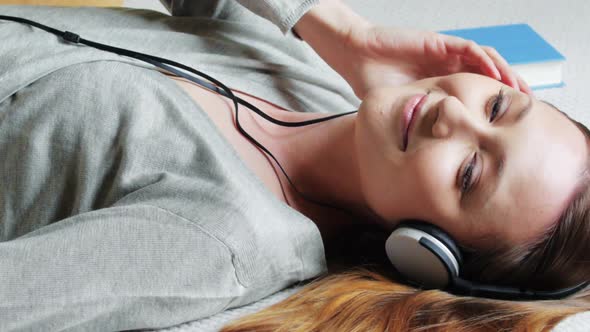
[460,88,504,195]
[461,153,476,194]
[489,87,505,122]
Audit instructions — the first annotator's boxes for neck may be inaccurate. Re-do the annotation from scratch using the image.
[243,105,388,244]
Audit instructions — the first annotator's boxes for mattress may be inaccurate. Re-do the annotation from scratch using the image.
[140,0,589,330]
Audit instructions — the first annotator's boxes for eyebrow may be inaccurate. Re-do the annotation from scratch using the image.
[476,92,534,206]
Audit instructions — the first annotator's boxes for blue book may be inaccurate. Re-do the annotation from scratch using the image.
[440,23,566,90]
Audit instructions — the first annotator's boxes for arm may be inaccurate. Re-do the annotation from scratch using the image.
[159,0,530,98]
[292,0,531,99]
[160,0,322,35]
[292,0,371,96]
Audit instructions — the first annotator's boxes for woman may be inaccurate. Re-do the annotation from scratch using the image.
[0,1,587,331]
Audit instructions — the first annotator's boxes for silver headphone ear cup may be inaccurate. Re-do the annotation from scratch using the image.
[385,227,460,289]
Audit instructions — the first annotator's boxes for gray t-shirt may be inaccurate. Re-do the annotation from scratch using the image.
[0,2,359,331]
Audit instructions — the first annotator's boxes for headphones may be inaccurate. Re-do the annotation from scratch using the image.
[386,220,589,300]
[1,14,587,301]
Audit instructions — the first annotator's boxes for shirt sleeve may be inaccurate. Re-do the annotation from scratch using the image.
[234,0,319,34]
[159,0,320,34]
[0,204,247,331]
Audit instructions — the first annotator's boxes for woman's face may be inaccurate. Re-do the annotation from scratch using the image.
[354,73,588,250]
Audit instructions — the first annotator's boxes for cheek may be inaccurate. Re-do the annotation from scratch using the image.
[356,95,396,147]
[355,101,405,215]
[403,147,459,219]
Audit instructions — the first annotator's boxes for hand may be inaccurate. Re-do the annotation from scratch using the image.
[341,25,533,99]
[294,0,532,100]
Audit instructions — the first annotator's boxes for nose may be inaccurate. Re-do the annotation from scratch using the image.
[431,96,485,141]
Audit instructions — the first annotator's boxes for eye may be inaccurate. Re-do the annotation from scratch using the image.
[488,88,505,122]
[461,152,477,194]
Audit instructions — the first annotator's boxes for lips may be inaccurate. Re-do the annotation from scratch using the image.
[401,93,428,151]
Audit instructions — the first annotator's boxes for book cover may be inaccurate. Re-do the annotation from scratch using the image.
[440,23,566,90]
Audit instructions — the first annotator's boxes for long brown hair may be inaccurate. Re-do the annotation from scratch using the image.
[220,108,590,332]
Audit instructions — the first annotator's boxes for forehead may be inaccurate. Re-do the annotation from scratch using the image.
[478,100,587,246]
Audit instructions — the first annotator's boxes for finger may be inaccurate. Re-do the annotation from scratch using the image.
[439,34,501,80]
[482,46,520,91]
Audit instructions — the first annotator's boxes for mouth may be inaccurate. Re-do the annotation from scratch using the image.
[401,93,428,151]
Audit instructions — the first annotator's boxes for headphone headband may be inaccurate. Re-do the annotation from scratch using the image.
[452,277,590,301]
